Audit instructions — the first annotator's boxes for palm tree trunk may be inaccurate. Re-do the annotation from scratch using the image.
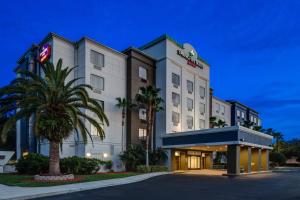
[145,106,151,167]
[150,109,154,151]
[49,141,61,175]
[121,109,125,152]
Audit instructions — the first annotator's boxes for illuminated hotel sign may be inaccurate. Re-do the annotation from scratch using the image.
[39,44,51,63]
[177,43,203,69]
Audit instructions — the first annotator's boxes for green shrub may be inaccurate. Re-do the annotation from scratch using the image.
[16,153,104,175]
[136,165,151,173]
[60,156,102,174]
[104,160,113,170]
[120,144,145,171]
[149,148,167,165]
[270,152,286,166]
[136,165,168,173]
[150,165,168,172]
[16,153,49,174]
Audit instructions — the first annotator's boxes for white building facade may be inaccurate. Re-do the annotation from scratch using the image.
[140,35,210,147]
[17,33,126,171]
[211,96,231,126]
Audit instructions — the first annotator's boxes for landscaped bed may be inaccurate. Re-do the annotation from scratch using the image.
[0,172,139,187]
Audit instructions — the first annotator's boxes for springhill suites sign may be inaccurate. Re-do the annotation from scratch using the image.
[177,43,203,69]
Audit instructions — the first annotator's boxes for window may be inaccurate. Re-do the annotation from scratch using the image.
[139,67,147,80]
[200,103,205,115]
[172,73,180,88]
[172,92,180,107]
[241,112,245,119]
[172,112,180,126]
[187,80,194,94]
[187,116,193,129]
[187,98,193,111]
[200,86,205,99]
[90,74,104,93]
[216,103,220,113]
[237,110,241,117]
[237,121,241,126]
[139,108,147,120]
[199,119,205,129]
[90,50,104,69]
[138,128,147,140]
[221,105,225,115]
[91,124,99,136]
[250,116,254,122]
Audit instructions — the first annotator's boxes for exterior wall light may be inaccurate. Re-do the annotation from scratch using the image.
[86,152,91,157]
[175,151,180,157]
[103,153,108,158]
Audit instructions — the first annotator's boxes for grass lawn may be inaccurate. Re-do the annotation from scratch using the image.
[0,172,139,187]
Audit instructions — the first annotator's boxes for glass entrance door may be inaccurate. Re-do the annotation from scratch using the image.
[188,156,201,169]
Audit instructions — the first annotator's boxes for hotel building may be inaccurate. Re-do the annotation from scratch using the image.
[15,33,272,175]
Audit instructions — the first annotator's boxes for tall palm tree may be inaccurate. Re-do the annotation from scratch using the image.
[135,86,163,166]
[272,132,284,152]
[115,97,136,151]
[0,59,109,176]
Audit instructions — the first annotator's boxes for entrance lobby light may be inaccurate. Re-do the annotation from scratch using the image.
[175,151,180,156]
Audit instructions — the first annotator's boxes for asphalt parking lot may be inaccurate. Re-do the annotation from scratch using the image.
[37,170,300,200]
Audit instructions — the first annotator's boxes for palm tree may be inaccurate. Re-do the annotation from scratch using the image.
[135,86,163,166]
[210,117,226,128]
[216,119,226,128]
[0,59,109,176]
[209,116,218,128]
[115,97,136,151]
[242,120,255,129]
[272,132,284,152]
[253,126,263,132]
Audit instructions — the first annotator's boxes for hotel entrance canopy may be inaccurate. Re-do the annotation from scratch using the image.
[161,126,273,150]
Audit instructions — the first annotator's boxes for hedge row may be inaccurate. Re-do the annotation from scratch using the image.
[16,153,112,175]
[136,165,168,173]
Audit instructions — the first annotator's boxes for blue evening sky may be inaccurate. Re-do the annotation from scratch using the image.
[0,0,299,139]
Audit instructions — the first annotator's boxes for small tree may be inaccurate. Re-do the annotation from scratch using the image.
[120,144,145,171]
[242,120,255,128]
[272,132,284,152]
[115,97,136,151]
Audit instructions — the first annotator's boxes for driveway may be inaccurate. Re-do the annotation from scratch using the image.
[37,170,300,200]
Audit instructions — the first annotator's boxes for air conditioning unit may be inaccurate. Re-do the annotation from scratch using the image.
[93,89,102,94]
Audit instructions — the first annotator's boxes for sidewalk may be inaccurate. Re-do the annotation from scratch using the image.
[0,172,170,200]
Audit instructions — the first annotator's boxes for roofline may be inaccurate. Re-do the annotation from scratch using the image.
[77,37,126,57]
[139,34,209,66]
[226,100,259,114]
[212,96,232,106]
[122,46,157,61]
[17,32,126,64]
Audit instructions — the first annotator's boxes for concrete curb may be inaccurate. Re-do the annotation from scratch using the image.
[0,172,171,200]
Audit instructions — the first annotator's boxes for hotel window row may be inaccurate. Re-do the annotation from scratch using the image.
[171,73,206,99]
[171,111,206,130]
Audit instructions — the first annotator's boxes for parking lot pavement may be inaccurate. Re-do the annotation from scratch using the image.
[37,170,300,200]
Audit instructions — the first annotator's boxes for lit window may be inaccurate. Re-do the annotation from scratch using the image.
[187,98,193,111]
[139,108,147,120]
[90,50,104,69]
[90,74,104,93]
[200,86,205,99]
[172,73,180,88]
[241,112,245,119]
[187,116,193,129]
[200,103,205,115]
[91,124,99,136]
[139,67,147,80]
[187,80,193,94]
[138,128,147,140]
[172,112,180,126]
[199,119,205,129]
[172,92,180,107]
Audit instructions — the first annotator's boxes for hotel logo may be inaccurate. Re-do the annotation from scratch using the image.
[177,43,203,69]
